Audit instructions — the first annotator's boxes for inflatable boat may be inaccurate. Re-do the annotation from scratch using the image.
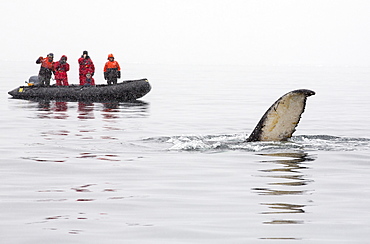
[8,77,151,101]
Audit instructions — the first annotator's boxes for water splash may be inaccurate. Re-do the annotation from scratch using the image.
[145,134,370,152]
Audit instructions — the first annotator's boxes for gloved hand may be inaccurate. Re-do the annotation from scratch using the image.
[36,57,43,64]
[117,71,121,79]
[104,72,107,80]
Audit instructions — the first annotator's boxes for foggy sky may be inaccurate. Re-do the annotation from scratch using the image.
[1,0,370,66]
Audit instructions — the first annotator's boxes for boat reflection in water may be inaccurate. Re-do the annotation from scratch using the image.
[252,152,315,240]
[31,99,150,120]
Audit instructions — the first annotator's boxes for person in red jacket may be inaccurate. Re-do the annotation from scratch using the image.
[81,72,95,86]
[104,54,121,85]
[54,55,70,86]
[78,51,95,85]
[36,53,54,86]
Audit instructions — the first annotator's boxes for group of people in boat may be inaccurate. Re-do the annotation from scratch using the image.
[36,51,121,87]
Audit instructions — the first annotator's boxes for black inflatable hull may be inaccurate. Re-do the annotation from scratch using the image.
[8,79,151,101]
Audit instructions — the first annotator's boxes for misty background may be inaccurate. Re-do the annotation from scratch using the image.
[1,0,370,67]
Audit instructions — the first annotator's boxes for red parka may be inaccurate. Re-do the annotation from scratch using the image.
[78,56,95,76]
[54,55,70,80]
[81,76,95,86]
[104,60,121,72]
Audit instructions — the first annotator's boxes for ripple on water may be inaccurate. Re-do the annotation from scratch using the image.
[145,134,370,152]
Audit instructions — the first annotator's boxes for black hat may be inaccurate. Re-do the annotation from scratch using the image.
[83,51,88,55]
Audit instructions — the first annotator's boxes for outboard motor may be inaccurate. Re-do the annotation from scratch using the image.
[26,75,42,86]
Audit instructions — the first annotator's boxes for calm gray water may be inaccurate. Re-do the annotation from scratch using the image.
[1,61,370,243]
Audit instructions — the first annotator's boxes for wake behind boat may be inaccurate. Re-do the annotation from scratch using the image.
[8,78,151,101]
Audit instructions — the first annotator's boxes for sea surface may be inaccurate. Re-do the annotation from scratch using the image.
[1,61,370,243]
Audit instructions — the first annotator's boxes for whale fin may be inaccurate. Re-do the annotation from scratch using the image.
[247,89,315,142]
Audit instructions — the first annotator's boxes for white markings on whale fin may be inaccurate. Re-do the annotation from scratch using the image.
[247,89,315,142]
